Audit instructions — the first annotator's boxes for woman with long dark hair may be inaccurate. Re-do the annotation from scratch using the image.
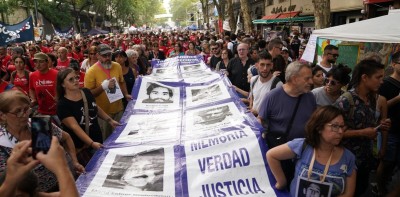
[56,68,119,165]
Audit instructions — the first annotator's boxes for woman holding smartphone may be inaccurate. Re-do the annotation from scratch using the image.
[56,68,119,166]
[0,90,84,192]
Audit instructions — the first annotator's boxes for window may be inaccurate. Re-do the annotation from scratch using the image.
[267,0,274,6]
[346,16,362,24]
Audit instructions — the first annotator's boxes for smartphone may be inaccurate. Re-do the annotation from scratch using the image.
[31,115,52,159]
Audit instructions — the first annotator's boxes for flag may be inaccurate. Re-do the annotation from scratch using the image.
[54,26,75,38]
[0,16,34,46]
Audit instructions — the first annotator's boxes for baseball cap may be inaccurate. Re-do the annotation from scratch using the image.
[97,44,112,55]
[282,47,289,52]
[33,52,48,61]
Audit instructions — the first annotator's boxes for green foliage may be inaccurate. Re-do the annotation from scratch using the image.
[170,0,198,26]
[39,2,74,28]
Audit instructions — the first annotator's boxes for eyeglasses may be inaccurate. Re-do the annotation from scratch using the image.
[101,53,111,58]
[328,53,339,58]
[324,78,340,86]
[211,47,218,50]
[67,75,80,83]
[89,53,96,55]
[33,59,47,64]
[7,107,31,118]
[274,46,283,51]
[327,123,347,133]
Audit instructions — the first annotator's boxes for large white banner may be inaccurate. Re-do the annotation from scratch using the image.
[76,56,289,197]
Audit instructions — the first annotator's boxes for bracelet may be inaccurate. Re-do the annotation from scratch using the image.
[90,141,94,147]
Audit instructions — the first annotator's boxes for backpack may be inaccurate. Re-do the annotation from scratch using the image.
[231,41,239,55]
[341,91,355,120]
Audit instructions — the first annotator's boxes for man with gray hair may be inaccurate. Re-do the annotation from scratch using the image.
[84,44,132,140]
[257,61,316,186]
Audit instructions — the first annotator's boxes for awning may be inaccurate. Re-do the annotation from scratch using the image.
[261,13,281,20]
[363,0,393,4]
[277,11,300,19]
[252,16,315,24]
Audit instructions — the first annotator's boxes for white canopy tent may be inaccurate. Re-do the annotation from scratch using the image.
[302,9,400,62]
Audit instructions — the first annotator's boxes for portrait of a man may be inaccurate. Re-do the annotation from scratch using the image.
[194,105,232,125]
[103,148,165,191]
[297,178,332,197]
[142,82,174,103]
[191,84,221,102]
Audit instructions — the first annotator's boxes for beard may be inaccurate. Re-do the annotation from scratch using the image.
[327,59,336,64]
[101,61,112,69]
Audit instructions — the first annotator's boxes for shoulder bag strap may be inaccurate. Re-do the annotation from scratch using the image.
[285,94,302,136]
[80,89,90,135]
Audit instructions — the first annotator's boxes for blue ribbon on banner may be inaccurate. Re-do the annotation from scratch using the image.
[0,16,34,46]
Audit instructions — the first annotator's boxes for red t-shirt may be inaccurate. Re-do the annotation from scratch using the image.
[1,55,11,70]
[29,69,58,115]
[133,38,141,44]
[7,64,16,74]
[40,46,50,53]
[79,71,85,88]
[12,72,29,94]
[56,58,71,71]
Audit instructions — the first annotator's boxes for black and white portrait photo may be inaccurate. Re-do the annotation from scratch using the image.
[191,84,221,102]
[182,64,201,72]
[296,178,332,197]
[103,148,165,191]
[142,82,174,103]
[194,105,232,125]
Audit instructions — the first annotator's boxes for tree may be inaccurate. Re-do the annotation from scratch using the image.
[69,0,94,32]
[239,0,252,34]
[226,0,236,33]
[212,0,225,33]
[312,0,330,29]
[170,0,198,27]
[199,0,209,29]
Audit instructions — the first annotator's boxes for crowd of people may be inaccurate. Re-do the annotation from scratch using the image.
[0,29,398,197]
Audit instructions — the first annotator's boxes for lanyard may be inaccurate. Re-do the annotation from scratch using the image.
[96,61,111,79]
[308,148,334,183]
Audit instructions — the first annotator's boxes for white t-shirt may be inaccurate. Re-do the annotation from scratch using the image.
[251,76,283,113]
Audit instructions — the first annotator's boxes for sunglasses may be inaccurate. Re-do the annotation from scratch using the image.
[89,53,96,55]
[324,78,339,86]
[211,47,218,50]
[67,75,80,83]
[328,53,339,58]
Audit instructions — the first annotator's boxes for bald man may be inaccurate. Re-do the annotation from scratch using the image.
[56,47,71,71]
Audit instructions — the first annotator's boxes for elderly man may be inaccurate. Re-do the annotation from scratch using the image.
[84,44,132,140]
[257,61,316,186]
[56,47,71,71]
[227,43,255,98]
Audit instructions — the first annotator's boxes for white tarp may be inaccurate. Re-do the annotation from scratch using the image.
[302,9,400,62]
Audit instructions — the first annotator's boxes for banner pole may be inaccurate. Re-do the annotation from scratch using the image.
[34,0,39,27]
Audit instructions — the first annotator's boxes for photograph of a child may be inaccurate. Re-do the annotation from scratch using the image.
[103,148,165,191]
